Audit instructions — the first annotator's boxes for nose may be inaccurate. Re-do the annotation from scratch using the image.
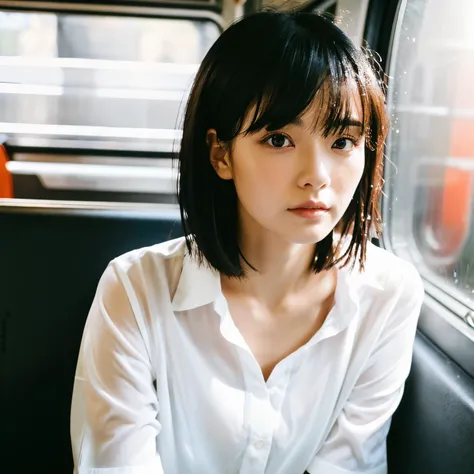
[296,146,331,190]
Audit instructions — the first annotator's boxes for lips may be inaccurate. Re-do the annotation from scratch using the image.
[288,201,330,220]
[289,200,329,211]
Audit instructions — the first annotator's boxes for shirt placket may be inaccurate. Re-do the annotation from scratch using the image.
[238,353,297,474]
[239,389,275,474]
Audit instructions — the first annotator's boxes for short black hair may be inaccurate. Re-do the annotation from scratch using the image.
[178,10,389,277]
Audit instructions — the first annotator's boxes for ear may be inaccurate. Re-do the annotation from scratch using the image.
[207,129,233,180]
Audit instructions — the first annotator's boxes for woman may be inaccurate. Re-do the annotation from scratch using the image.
[71,11,424,474]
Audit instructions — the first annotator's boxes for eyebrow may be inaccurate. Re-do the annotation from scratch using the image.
[263,117,363,133]
[290,117,304,126]
[290,117,363,129]
[339,118,363,129]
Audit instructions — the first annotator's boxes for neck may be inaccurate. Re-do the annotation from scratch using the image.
[222,227,322,308]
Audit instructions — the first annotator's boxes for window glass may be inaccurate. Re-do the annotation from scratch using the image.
[385,0,474,306]
[0,10,220,151]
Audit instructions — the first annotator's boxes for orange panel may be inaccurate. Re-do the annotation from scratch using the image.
[0,144,13,198]
[438,57,474,256]
[440,118,473,242]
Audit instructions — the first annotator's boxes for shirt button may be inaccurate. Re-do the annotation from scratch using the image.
[254,440,265,450]
[269,387,279,398]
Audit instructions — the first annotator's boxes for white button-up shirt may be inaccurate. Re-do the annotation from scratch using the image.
[71,237,424,474]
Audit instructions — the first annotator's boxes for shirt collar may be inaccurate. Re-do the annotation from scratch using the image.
[335,235,385,292]
[171,243,384,316]
[306,262,385,345]
[348,264,385,292]
[171,250,222,312]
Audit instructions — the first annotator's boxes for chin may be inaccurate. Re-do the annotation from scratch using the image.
[285,227,334,245]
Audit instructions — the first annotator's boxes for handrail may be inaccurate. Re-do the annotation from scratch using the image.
[0,56,200,73]
[0,198,181,217]
[0,123,182,140]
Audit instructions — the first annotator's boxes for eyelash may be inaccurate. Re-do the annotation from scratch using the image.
[261,132,362,150]
[261,133,293,148]
[333,135,362,150]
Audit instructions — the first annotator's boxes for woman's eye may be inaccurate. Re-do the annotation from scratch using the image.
[265,133,292,148]
[332,137,358,151]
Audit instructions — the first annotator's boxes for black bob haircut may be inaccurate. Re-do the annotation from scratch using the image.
[178,10,389,278]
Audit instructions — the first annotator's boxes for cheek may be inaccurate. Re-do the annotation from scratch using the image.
[332,153,365,204]
[233,155,288,203]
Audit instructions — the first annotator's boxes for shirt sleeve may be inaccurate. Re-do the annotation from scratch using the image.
[307,263,425,474]
[70,262,163,474]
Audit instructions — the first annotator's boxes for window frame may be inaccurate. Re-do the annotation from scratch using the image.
[0,1,225,29]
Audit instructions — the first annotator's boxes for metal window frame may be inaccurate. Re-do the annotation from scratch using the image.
[0,197,180,218]
[363,0,401,64]
[299,0,337,13]
[0,1,225,28]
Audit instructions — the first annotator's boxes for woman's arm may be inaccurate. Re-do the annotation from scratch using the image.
[306,263,424,474]
[71,262,163,474]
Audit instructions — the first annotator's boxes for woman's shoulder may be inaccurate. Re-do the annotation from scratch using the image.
[110,236,187,273]
[100,236,188,300]
[362,241,424,301]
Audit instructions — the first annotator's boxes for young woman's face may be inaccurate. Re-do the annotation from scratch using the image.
[211,95,366,246]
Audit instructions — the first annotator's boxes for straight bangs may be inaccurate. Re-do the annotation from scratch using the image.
[234,21,382,154]
[178,11,389,277]
[244,69,376,149]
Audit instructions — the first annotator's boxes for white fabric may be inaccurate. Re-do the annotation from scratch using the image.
[71,237,424,474]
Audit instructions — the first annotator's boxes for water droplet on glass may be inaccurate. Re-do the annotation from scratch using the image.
[403,71,407,75]
[454,270,457,278]
[367,215,372,221]
[412,37,416,43]
[396,129,400,134]
[455,279,459,284]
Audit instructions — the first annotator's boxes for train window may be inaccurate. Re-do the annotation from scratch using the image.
[385,0,474,310]
[0,9,220,204]
[0,10,220,151]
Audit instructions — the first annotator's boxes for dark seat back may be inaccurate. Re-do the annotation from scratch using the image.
[388,332,474,474]
[0,203,182,474]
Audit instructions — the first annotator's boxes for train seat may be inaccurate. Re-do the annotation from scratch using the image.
[387,333,474,474]
[0,202,182,474]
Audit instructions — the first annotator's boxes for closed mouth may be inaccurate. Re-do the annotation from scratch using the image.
[289,201,329,211]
